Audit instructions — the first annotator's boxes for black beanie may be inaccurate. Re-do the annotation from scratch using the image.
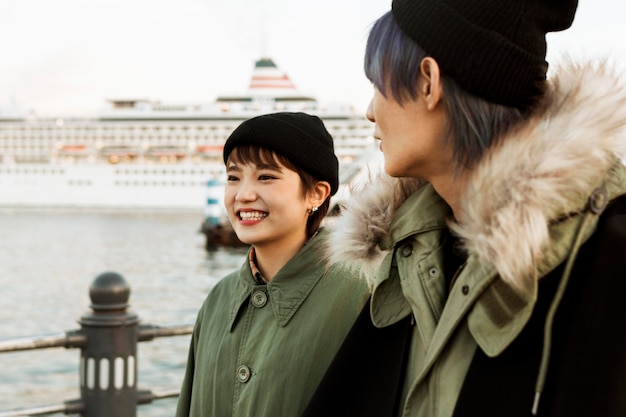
[223,112,340,195]
[391,0,578,109]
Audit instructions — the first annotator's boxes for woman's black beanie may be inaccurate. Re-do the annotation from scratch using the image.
[223,112,339,195]
[391,0,578,109]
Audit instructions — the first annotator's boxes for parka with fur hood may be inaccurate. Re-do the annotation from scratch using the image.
[321,61,626,417]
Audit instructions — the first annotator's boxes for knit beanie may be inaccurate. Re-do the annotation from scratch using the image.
[223,112,339,195]
[391,0,578,109]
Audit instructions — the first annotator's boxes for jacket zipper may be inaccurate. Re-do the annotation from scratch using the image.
[448,262,467,292]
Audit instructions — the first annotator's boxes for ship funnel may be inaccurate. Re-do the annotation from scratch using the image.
[247,58,299,97]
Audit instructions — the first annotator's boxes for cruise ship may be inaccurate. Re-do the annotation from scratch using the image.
[0,58,376,211]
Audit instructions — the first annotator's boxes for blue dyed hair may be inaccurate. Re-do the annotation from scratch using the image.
[364,12,426,104]
[364,11,523,170]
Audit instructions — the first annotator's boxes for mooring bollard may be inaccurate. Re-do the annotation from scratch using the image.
[79,272,139,417]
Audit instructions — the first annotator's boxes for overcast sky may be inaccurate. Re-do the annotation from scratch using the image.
[1,0,625,117]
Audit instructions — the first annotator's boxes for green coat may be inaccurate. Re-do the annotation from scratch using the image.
[175,228,368,417]
[324,62,626,417]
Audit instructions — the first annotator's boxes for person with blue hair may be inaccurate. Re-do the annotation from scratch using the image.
[307,1,626,416]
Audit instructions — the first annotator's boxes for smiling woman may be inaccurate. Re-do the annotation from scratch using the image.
[174,112,370,417]
[225,153,313,265]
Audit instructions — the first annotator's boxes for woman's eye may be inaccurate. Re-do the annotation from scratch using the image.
[226,175,239,182]
[259,175,275,181]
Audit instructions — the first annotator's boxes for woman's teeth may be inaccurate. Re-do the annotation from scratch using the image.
[240,211,268,220]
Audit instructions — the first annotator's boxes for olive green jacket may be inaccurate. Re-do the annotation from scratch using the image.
[325,61,626,417]
[175,228,369,417]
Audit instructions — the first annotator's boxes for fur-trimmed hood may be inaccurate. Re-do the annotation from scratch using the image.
[327,60,626,292]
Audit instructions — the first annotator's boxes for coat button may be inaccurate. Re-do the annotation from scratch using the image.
[251,290,268,308]
[237,365,251,383]
[428,267,438,277]
[462,285,470,295]
[400,244,413,257]
[588,187,608,214]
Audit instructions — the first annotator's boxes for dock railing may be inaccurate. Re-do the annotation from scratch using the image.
[0,272,193,417]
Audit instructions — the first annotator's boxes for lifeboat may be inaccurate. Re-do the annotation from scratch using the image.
[196,145,224,156]
[59,144,89,155]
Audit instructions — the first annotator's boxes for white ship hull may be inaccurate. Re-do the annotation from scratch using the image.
[0,163,221,211]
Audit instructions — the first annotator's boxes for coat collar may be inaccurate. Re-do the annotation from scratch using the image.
[326,60,626,295]
[229,229,328,329]
[383,183,451,249]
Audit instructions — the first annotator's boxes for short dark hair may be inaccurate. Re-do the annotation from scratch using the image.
[226,145,330,237]
[365,11,523,170]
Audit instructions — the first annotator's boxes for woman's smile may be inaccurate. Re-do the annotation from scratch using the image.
[238,209,268,222]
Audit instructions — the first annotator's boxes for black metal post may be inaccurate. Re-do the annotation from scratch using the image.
[78,272,139,417]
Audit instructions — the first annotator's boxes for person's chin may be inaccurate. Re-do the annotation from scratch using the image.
[234,229,261,246]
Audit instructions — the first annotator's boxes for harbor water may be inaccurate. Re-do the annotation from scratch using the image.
[0,210,248,416]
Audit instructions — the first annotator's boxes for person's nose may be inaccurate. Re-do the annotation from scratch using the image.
[235,180,257,202]
[366,97,375,123]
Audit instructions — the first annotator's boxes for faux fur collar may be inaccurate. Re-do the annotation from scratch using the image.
[326,60,626,291]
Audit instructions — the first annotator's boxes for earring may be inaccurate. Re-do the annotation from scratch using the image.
[308,206,318,215]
